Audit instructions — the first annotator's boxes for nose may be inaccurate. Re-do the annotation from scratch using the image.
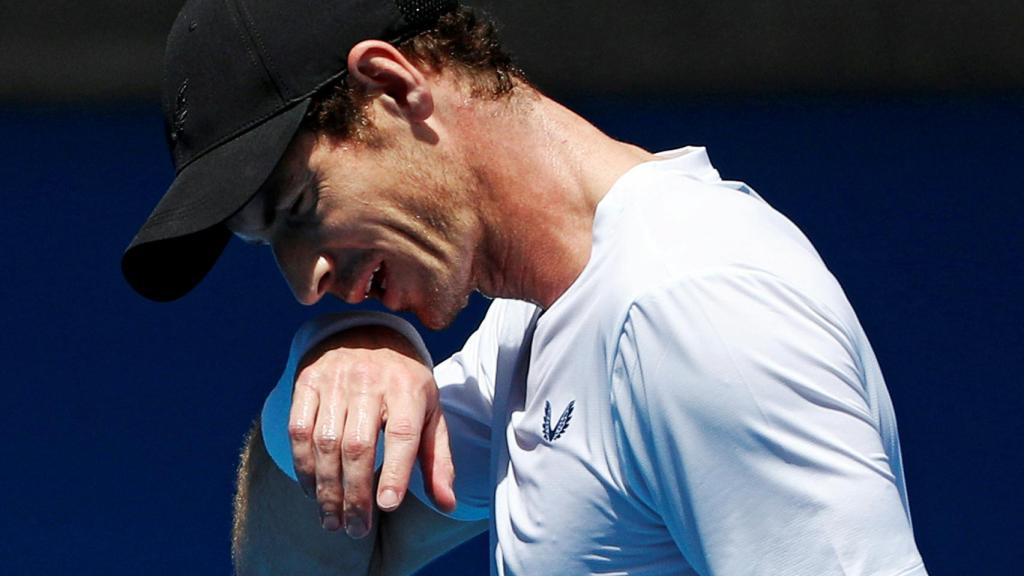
[305,255,334,305]
[272,242,333,306]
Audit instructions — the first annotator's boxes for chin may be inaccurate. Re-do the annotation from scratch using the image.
[416,292,471,331]
[416,306,459,331]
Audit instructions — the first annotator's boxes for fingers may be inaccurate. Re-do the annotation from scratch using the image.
[376,390,426,513]
[289,373,320,498]
[340,387,381,539]
[287,328,450,538]
[313,378,345,531]
[420,408,457,513]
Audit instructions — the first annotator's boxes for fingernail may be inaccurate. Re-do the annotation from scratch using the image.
[321,512,340,531]
[345,515,368,539]
[378,488,399,510]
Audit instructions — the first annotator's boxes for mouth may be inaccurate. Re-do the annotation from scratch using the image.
[343,258,403,311]
[365,261,388,301]
[346,259,381,303]
[356,260,391,303]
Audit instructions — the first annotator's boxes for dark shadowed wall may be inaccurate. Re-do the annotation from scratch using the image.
[2,1,1023,101]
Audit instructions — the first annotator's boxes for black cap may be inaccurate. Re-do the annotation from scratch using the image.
[122,0,459,301]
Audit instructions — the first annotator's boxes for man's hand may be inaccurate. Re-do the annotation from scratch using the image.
[288,325,456,538]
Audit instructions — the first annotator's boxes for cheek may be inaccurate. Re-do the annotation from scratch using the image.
[310,196,373,243]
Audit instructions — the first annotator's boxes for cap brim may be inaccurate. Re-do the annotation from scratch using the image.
[122,100,310,301]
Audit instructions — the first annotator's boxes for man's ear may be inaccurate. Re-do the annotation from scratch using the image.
[346,40,433,123]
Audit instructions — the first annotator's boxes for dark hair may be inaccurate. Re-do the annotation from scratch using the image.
[304,6,525,141]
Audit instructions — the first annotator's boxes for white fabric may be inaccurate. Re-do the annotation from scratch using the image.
[264,147,927,575]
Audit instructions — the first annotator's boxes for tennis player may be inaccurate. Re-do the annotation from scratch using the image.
[123,1,927,574]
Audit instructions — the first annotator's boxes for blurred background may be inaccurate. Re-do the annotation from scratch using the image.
[1,1,1021,574]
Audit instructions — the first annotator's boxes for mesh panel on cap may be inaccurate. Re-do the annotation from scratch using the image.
[395,0,458,28]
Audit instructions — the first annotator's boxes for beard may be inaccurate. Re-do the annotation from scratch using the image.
[412,262,474,330]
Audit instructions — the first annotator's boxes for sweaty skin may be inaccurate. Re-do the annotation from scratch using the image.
[291,325,455,538]
[228,39,650,543]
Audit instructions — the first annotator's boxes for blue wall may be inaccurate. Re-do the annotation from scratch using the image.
[1,96,1020,574]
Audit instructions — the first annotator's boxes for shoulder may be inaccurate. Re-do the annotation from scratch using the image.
[594,157,840,313]
[608,267,869,476]
[611,266,871,447]
[617,266,857,377]
[613,265,858,386]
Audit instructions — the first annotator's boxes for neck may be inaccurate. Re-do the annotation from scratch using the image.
[459,88,653,308]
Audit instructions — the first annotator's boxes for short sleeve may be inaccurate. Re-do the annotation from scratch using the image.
[611,269,925,575]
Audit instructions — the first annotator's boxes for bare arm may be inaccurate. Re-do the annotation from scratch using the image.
[233,420,488,576]
[285,324,457,535]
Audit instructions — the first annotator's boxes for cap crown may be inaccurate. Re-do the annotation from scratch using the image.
[162,0,450,172]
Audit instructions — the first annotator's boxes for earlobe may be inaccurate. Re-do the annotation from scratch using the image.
[346,40,434,123]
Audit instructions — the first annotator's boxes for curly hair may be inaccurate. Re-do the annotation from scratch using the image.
[304,6,526,142]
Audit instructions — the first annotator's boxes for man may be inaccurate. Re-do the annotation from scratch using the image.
[123,1,927,574]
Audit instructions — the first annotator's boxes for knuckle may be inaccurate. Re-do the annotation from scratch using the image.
[435,451,455,468]
[296,362,325,384]
[386,418,418,443]
[378,467,400,485]
[293,454,315,471]
[315,433,340,454]
[288,423,313,443]
[395,371,426,390]
[316,474,340,491]
[316,483,341,504]
[345,359,374,380]
[395,377,434,402]
[342,436,373,460]
[294,375,321,395]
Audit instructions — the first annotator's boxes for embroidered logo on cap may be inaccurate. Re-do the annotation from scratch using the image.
[170,78,190,145]
[542,400,575,442]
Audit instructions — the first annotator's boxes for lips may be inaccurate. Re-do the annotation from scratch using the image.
[345,259,389,304]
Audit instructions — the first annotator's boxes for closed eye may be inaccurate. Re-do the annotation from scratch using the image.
[288,187,308,217]
[287,183,319,220]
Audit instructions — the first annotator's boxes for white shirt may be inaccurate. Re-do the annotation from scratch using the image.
[263,148,926,575]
